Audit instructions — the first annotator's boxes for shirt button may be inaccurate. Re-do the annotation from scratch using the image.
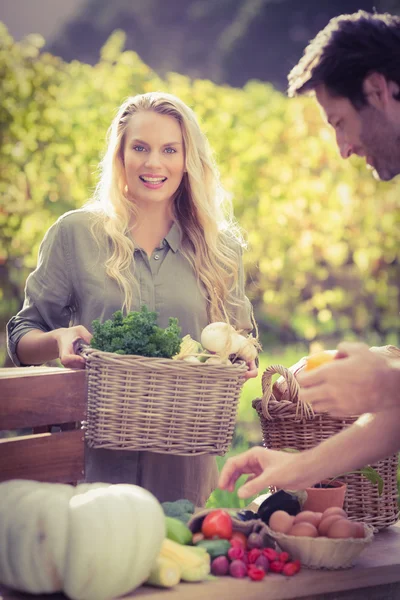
[154,254,160,260]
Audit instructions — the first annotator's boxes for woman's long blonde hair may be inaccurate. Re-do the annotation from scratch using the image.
[88,91,245,323]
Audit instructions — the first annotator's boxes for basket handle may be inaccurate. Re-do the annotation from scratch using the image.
[72,337,90,357]
[260,364,314,421]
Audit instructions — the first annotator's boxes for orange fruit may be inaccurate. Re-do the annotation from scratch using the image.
[305,351,335,371]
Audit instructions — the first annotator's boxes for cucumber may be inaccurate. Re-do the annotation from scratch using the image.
[165,516,193,545]
[194,539,231,559]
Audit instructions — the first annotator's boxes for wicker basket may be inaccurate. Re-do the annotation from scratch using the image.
[252,364,399,530]
[264,523,374,570]
[79,345,247,456]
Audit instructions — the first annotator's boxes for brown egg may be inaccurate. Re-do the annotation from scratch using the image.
[352,522,365,539]
[318,514,344,537]
[269,510,295,534]
[315,512,323,522]
[322,506,347,519]
[327,518,357,539]
[294,511,321,528]
[289,522,318,537]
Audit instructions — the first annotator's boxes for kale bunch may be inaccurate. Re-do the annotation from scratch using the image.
[90,306,182,358]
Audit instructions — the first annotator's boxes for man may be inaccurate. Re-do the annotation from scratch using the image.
[289,10,400,418]
[218,10,400,498]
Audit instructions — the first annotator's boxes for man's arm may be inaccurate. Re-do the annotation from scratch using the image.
[219,407,400,498]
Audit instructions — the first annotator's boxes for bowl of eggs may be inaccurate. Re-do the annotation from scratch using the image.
[265,507,374,569]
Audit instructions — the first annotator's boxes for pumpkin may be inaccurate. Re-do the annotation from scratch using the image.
[0,480,165,600]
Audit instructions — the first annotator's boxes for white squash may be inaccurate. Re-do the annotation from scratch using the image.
[0,480,165,600]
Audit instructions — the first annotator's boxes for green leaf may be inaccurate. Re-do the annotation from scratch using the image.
[359,466,384,497]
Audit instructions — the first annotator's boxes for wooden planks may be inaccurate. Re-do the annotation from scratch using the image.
[0,429,85,483]
[0,368,86,430]
[0,367,86,484]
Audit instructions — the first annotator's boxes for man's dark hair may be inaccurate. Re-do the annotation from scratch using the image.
[287,10,400,108]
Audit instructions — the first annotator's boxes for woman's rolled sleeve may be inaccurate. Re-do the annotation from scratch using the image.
[6,219,74,366]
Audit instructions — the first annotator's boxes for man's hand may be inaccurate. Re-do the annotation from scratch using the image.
[218,447,315,499]
[297,342,397,416]
[55,325,92,369]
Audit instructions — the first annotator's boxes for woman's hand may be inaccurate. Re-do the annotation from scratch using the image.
[55,326,93,369]
[218,447,314,498]
[243,359,258,381]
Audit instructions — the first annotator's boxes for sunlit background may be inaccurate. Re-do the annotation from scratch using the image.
[1,0,399,505]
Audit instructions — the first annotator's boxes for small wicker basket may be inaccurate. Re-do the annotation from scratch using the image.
[264,523,375,570]
[252,364,399,530]
[78,344,247,456]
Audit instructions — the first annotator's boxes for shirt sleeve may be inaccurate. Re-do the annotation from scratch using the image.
[6,218,74,366]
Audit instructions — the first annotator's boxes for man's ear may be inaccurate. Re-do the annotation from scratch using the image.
[363,72,392,109]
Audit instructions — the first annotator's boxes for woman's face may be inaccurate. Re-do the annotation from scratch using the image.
[123,110,185,208]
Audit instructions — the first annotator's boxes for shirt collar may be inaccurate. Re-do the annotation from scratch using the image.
[164,221,182,252]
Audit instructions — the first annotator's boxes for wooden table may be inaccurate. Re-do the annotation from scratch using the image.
[1,523,399,600]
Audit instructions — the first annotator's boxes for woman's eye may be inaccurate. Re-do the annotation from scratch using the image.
[164,147,177,154]
[133,145,146,152]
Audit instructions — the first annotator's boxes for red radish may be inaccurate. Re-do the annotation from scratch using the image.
[270,560,285,573]
[211,556,229,576]
[247,532,263,549]
[229,559,247,578]
[254,554,269,572]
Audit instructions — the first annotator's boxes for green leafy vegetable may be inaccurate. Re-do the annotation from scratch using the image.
[162,499,195,524]
[90,306,182,358]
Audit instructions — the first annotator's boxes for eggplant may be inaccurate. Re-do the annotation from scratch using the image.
[236,509,257,522]
[256,490,301,525]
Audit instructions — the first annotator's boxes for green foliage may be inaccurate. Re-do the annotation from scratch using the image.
[1,24,399,352]
[90,306,182,358]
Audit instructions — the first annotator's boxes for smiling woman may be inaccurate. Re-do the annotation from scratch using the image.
[6,91,257,506]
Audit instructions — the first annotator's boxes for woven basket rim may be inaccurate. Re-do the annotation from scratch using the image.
[264,522,375,544]
[81,346,248,370]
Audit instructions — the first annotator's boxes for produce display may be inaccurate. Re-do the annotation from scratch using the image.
[0,484,375,598]
[0,480,165,600]
[154,499,302,585]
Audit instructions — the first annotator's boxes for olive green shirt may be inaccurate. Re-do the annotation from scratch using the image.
[7,208,252,363]
[7,208,253,506]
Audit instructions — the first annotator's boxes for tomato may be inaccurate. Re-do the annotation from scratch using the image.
[230,531,248,549]
[201,509,233,540]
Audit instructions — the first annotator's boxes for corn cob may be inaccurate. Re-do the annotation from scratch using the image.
[146,556,181,588]
[158,538,210,582]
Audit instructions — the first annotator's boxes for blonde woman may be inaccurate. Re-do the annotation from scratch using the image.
[7,92,257,505]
